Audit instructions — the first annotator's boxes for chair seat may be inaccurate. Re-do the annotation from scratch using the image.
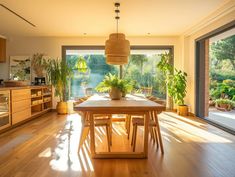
[95,118,111,126]
[132,117,156,126]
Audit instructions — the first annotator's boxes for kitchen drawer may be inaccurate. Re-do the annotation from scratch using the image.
[12,108,31,125]
[12,99,31,113]
[12,89,31,102]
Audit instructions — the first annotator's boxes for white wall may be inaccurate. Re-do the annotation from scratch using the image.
[0,36,181,80]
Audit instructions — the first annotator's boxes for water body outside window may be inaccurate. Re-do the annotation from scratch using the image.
[66,49,170,101]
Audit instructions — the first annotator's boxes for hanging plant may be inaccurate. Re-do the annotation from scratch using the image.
[76,56,88,73]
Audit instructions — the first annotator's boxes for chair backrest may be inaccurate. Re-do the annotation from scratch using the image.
[85,88,93,97]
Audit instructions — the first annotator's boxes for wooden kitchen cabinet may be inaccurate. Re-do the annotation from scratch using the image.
[0,86,52,132]
[0,38,6,62]
[11,89,31,125]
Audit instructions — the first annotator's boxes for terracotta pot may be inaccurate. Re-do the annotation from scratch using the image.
[216,103,231,111]
[56,101,68,114]
[109,87,122,100]
[122,92,126,97]
[177,105,188,116]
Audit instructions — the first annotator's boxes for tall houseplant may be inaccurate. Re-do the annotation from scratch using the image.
[157,53,188,115]
[168,69,188,115]
[157,53,173,109]
[46,59,73,114]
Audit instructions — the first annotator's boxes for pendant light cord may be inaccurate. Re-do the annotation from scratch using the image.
[115,3,120,39]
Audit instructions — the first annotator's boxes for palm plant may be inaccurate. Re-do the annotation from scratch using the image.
[46,59,73,102]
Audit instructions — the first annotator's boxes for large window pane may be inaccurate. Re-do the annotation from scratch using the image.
[66,48,170,100]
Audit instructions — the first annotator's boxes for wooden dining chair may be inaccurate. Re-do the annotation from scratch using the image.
[76,98,112,152]
[130,111,164,154]
[78,112,112,152]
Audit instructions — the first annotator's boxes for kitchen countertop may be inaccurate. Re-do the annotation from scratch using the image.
[0,85,51,90]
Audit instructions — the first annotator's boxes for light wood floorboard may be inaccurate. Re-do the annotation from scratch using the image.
[0,112,235,177]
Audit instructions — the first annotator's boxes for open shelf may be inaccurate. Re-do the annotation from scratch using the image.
[30,86,52,116]
[31,95,42,99]
[43,93,52,96]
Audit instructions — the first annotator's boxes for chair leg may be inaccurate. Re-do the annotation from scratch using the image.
[150,127,155,142]
[155,119,164,154]
[105,125,111,152]
[133,125,138,152]
[78,126,90,152]
[109,122,112,146]
[126,115,131,139]
[131,123,135,146]
[153,127,159,149]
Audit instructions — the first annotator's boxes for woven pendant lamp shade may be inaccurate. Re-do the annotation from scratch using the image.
[105,33,130,65]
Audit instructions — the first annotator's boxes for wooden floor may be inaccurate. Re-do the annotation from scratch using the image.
[0,112,235,177]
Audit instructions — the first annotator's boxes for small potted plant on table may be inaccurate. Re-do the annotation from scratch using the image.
[96,73,133,100]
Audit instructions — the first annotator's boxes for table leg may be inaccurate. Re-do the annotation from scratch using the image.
[143,111,150,158]
[89,112,96,157]
[155,111,164,154]
[126,114,131,139]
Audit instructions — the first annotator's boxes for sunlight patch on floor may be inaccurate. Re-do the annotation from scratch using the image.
[42,113,94,172]
[160,112,232,143]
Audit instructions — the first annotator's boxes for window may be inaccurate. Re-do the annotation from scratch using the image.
[64,47,172,100]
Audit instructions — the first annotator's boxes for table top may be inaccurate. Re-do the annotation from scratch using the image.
[74,94,165,112]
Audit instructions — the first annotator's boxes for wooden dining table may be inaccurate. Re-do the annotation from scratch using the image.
[74,94,165,158]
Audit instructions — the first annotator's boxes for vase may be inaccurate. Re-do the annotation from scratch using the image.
[177,105,188,116]
[56,101,68,114]
[109,87,122,100]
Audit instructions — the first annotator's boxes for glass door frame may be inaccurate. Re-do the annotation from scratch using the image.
[195,20,235,134]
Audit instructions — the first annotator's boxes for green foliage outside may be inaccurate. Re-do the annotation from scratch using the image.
[68,52,169,99]
[123,54,167,98]
[210,35,235,107]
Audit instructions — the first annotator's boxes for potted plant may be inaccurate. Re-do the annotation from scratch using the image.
[119,79,133,97]
[168,69,188,116]
[46,59,73,114]
[215,99,235,111]
[31,53,47,77]
[96,73,133,99]
[157,53,174,109]
[95,73,122,100]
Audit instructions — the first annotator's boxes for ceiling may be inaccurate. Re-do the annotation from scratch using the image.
[0,0,229,37]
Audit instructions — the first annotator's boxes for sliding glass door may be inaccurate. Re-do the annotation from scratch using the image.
[196,23,235,133]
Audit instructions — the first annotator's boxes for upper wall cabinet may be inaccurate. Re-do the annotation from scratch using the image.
[0,38,6,62]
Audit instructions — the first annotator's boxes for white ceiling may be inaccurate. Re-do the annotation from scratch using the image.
[0,0,229,37]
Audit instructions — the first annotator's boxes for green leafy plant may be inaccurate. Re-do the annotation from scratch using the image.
[215,99,235,108]
[157,53,173,75]
[45,59,73,102]
[157,53,187,106]
[95,73,133,94]
[95,73,122,92]
[119,79,134,94]
[168,69,187,105]
[210,80,235,100]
